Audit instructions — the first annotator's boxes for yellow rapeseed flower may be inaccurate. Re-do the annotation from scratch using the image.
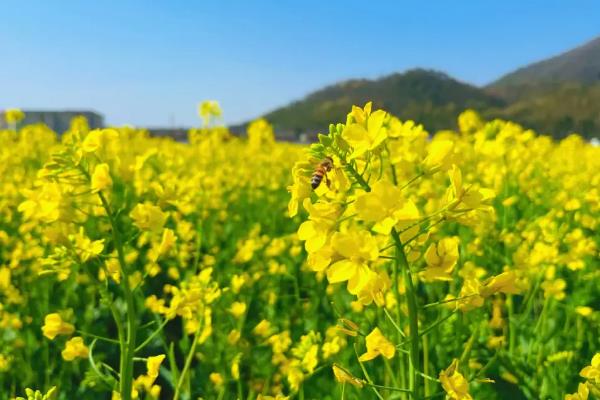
[209,372,224,386]
[130,203,167,233]
[198,100,222,125]
[15,386,57,400]
[341,103,388,160]
[541,278,567,300]
[81,128,119,153]
[253,319,272,337]
[580,353,600,384]
[91,163,112,193]
[231,353,241,380]
[72,228,104,262]
[423,140,454,174]
[576,306,594,317]
[565,382,589,400]
[147,354,165,379]
[61,337,89,361]
[358,327,395,362]
[480,271,521,297]
[439,359,472,400]
[4,108,25,125]
[332,364,364,388]
[42,313,75,340]
[327,230,379,295]
[422,237,459,281]
[355,180,420,234]
[152,228,176,262]
[229,301,247,318]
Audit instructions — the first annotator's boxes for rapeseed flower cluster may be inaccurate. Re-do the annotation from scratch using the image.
[0,102,597,399]
[289,103,599,399]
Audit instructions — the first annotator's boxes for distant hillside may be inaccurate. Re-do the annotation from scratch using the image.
[488,36,600,99]
[485,82,600,139]
[236,36,600,141]
[261,69,505,136]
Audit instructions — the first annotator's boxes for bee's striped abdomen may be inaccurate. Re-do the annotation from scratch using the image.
[311,157,333,190]
[311,167,325,189]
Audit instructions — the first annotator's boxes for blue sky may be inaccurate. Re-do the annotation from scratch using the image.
[1,1,599,126]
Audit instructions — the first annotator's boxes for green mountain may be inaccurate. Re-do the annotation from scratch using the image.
[242,36,600,140]
[487,36,600,99]
[261,69,506,136]
[484,82,600,139]
[481,36,600,139]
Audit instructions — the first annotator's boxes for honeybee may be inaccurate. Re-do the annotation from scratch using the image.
[311,156,333,190]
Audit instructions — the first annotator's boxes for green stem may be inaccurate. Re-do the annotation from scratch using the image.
[396,309,458,350]
[392,228,421,400]
[423,392,445,399]
[76,330,120,345]
[135,317,170,352]
[237,379,243,400]
[366,382,411,393]
[343,162,371,192]
[470,353,498,380]
[98,191,137,400]
[173,312,204,400]
[534,297,551,367]
[88,339,115,387]
[399,172,424,191]
[507,295,516,355]
[354,344,384,400]
[391,243,406,388]
[423,335,430,397]
[383,307,406,338]
[383,357,399,388]
[422,294,478,309]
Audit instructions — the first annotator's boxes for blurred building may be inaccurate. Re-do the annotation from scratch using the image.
[147,127,189,142]
[229,123,310,143]
[0,110,104,133]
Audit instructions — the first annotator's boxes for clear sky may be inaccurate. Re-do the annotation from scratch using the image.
[2,0,599,127]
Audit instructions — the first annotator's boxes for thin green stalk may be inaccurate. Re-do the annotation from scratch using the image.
[422,294,477,309]
[391,245,406,388]
[507,295,516,355]
[519,273,543,316]
[85,273,126,355]
[459,324,479,371]
[76,330,120,345]
[135,317,170,352]
[88,339,115,387]
[353,344,384,400]
[343,162,371,192]
[98,191,137,400]
[534,298,551,368]
[470,353,498,380]
[416,370,439,383]
[173,311,204,400]
[399,352,408,400]
[399,172,424,191]
[392,228,421,400]
[366,382,411,393]
[79,163,135,399]
[383,357,399,388]
[383,307,406,338]
[423,392,445,399]
[237,379,243,400]
[423,335,430,397]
